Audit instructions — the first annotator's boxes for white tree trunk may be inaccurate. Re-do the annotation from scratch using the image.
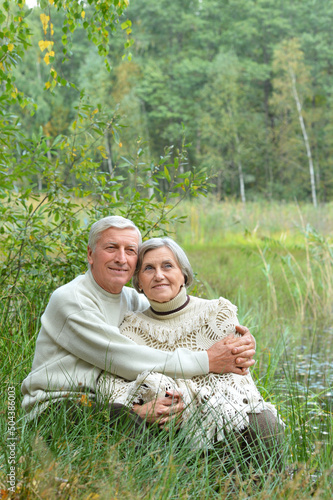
[105,131,117,200]
[104,131,113,176]
[289,68,317,207]
[237,159,246,204]
[235,130,246,204]
[228,106,246,204]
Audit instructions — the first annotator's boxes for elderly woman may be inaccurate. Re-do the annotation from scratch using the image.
[98,238,284,464]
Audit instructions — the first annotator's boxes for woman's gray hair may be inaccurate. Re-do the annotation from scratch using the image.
[132,237,194,291]
[88,216,142,250]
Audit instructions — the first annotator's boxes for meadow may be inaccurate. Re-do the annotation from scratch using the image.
[1,200,332,499]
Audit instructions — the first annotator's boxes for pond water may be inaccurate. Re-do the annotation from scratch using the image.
[279,327,333,445]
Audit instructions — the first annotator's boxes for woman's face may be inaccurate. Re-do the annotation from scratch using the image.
[138,247,185,303]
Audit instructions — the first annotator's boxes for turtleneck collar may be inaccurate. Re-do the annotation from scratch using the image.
[148,286,190,315]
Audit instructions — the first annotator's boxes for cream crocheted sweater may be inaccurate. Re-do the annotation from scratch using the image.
[97,287,279,446]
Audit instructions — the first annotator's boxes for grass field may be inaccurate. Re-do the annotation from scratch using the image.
[1,200,332,498]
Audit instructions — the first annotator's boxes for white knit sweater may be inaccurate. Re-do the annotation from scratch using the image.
[98,288,279,447]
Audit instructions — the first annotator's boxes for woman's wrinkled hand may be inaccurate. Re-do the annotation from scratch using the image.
[132,390,184,429]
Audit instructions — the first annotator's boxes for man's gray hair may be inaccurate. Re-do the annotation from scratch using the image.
[88,216,142,250]
[132,237,194,291]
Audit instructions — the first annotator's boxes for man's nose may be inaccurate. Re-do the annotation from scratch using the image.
[114,248,127,263]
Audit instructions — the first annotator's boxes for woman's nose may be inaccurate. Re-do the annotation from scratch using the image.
[154,267,164,280]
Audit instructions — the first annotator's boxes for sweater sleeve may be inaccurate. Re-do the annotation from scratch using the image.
[54,310,208,379]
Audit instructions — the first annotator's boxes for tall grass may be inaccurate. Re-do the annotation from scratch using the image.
[172,199,333,244]
[1,201,332,498]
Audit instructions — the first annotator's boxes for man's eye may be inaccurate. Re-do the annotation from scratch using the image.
[127,249,137,255]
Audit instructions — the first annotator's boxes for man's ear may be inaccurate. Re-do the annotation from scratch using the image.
[87,246,93,265]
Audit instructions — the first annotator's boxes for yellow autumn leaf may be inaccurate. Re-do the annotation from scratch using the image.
[49,0,54,4]
[45,82,51,89]
[97,146,108,159]
[11,91,17,99]
[40,14,50,24]
[0,62,4,70]
[38,40,53,52]
[119,142,123,148]
[81,10,85,19]
[50,67,57,79]
[44,52,55,65]
[40,13,50,34]
[79,394,89,405]
[8,43,14,51]
[92,108,98,115]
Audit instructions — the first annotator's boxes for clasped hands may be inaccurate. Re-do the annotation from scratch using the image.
[207,325,256,375]
[132,390,184,429]
[132,325,256,427]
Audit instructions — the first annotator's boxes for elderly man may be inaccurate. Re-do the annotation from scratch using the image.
[22,216,255,433]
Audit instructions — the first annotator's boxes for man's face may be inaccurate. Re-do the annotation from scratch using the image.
[87,227,139,294]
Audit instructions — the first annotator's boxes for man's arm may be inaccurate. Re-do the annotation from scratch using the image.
[57,313,254,379]
[39,282,208,381]
[45,283,254,380]
[54,310,208,380]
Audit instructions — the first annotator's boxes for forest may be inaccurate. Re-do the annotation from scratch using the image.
[6,0,333,204]
[1,1,333,499]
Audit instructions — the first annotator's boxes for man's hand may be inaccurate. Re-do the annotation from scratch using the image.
[132,390,184,428]
[225,325,256,365]
[207,325,256,375]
